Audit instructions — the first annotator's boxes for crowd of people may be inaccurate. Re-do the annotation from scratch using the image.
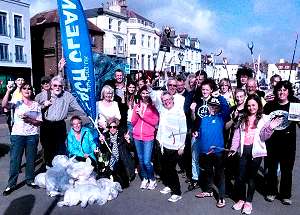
[1,66,298,214]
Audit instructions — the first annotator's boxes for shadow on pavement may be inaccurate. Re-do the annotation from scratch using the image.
[44,196,61,215]
[4,194,35,215]
[0,143,10,158]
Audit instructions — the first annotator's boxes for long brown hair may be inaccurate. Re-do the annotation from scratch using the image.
[237,94,263,130]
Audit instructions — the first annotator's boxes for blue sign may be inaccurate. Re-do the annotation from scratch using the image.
[57,0,97,120]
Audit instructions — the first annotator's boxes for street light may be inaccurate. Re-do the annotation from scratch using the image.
[178,52,184,73]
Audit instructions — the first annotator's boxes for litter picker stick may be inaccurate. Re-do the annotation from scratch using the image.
[289,33,298,82]
[88,116,112,154]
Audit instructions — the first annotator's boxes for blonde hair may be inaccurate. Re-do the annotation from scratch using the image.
[100,85,114,100]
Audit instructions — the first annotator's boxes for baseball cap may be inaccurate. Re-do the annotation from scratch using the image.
[208,97,220,106]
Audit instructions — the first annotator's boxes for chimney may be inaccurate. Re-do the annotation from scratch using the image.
[118,0,127,15]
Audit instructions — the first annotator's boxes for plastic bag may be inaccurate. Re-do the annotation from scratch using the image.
[66,158,94,181]
[45,165,72,196]
[51,155,70,168]
[57,184,107,207]
[34,173,46,188]
[97,178,122,201]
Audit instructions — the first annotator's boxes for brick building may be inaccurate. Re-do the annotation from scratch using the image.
[30,9,104,92]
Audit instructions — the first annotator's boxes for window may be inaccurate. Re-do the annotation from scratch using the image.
[15,45,24,62]
[154,37,157,49]
[130,33,136,45]
[109,18,112,30]
[0,43,9,61]
[118,20,121,32]
[90,34,96,47]
[0,12,7,36]
[117,38,123,53]
[148,55,151,70]
[148,36,151,48]
[130,54,137,69]
[14,15,22,38]
[141,34,144,47]
[141,54,145,70]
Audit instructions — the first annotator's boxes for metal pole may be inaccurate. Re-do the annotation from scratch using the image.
[289,33,298,82]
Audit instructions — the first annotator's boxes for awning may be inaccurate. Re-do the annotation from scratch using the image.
[114,34,123,40]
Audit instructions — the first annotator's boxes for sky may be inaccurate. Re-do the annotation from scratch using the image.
[28,0,300,64]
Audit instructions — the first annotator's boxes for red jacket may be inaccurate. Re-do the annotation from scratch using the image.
[131,103,159,141]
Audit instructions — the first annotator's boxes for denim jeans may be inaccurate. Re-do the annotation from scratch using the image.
[8,135,39,187]
[191,137,201,181]
[134,139,154,180]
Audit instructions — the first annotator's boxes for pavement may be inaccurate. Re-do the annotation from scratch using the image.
[0,117,299,215]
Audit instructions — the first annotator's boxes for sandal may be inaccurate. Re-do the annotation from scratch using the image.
[216,199,226,208]
[195,192,213,198]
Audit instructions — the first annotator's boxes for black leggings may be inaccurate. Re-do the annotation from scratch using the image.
[235,145,262,202]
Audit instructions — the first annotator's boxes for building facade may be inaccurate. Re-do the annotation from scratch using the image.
[0,0,32,95]
[267,59,299,84]
[127,9,160,73]
[155,32,202,74]
[86,0,128,64]
[30,10,104,92]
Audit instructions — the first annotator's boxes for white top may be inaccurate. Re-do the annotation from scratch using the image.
[96,101,121,128]
[11,101,42,136]
[157,105,187,151]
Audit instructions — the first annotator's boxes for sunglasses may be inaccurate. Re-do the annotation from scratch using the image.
[42,81,50,85]
[168,84,177,87]
[108,125,118,129]
[53,84,63,88]
[22,87,32,90]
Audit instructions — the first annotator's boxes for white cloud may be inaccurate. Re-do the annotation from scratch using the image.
[29,0,56,16]
[246,25,271,34]
[145,0,217,39]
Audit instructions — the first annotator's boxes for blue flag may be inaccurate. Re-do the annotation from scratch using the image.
[57,0,96,120]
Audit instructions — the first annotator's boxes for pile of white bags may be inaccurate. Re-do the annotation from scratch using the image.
[34,155,122,207]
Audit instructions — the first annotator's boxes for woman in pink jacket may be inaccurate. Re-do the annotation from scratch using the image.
[131,85,159,190]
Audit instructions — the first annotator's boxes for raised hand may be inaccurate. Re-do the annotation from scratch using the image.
[270,117,284,129]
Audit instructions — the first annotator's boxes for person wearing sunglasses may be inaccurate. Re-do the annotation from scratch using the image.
[99,118,134,188]
[2,81,42,196]
[35,75,84,168]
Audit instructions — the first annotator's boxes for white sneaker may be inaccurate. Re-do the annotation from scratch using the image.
[140,179,149,189]
[160,186,171,194]
[168,194,182,202]
[147,179,157,190]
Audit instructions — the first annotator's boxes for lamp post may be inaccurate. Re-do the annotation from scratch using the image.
[178,52,184,74]
[153,52,158,73]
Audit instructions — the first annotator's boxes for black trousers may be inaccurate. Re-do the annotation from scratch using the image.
[182,133,192,179]
[266,144,296,199]
[199,152,225,199]
[235,145,262,202]
[42,120,67,166]
[161,147,181,195]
